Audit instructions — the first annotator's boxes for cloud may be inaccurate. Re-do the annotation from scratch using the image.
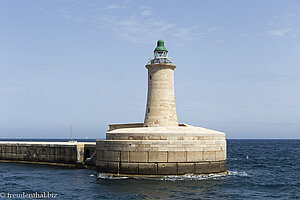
[207,26,218,32]
[140,9,152,16]
[97,11,217,44]
[106,4,125,10]
[287,13,296,17]
[267,28,292,36]
[37,3,218,44]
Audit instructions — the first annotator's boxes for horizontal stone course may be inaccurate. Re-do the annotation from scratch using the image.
[96,150,225,163]
[96,140,226,152]
[96,160,226,175]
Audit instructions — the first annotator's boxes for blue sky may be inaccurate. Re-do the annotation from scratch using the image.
[0,0,299,139]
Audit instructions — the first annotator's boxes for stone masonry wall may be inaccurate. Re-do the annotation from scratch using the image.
[96,137,226,175]
[144,64,178,127]
[0,142,96,166]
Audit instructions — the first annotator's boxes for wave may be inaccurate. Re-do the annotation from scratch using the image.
[96,170,249,180]
[228,171,250,177]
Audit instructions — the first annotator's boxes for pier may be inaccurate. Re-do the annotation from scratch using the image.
[0,141,96,167]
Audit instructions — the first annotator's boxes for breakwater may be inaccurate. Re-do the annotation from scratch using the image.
[0,141,96,167]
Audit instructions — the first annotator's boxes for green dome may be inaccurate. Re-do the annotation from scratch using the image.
[154,40,168,52]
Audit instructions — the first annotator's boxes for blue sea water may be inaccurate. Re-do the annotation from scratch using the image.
[0,139,299,199]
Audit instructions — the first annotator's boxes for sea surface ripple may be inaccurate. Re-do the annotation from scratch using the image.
[0,139,299,199]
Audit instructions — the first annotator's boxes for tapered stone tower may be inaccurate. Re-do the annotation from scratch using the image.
[144,40,178,127]
[96,40,227,176]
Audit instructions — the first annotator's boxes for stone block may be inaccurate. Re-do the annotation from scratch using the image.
[59,147,65,155]
[97,150,104,161]
[203,151,216,161]
[104,151,114,161]
[113,151,120,162]
[71,149,77,159]
[4,153,9,160]
[149,151,167,162]
[11,153,18,160]
[168,151,186,162]
[220,160,226,171]
[39,155,46,162]
[195,162,211,174]
[177,163,195,174]
[121,151,129,162]
[49,154,56,162]
[108,162,119,173]
[65,148,71,156]
[54,147,59,155]
[216,151,226,160]
[157,163,177,175]
[129,151,148,162]
[208,161,223,173]
[139,163,157,175]
[11,146,17,154]
[3,146,8,153]
[95,160,101,167]
[99,161,109,173]
[187,151,203,162]
[7,146,12,153]
[195,161,224,174]
[120,163,139,174]
[31,147,37,155]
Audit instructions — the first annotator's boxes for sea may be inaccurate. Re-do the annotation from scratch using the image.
[0,139,299,199]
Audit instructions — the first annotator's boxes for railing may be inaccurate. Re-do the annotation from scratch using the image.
[147,57,174,65]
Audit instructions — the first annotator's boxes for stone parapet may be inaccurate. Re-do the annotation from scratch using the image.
[106,126,225,141]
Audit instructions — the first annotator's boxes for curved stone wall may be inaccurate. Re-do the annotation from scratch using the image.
[96,126,226,175]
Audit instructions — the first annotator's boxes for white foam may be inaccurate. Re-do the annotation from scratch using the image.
[96,171,249,180]
[97,173,129,179]
[228,171,249,177]
[155,173,227,181]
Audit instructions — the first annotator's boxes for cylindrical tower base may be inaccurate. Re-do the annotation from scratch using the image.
[96,126,227,176]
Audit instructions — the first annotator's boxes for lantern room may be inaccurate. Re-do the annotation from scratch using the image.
[154,40,168,58]
[148,40,173,64]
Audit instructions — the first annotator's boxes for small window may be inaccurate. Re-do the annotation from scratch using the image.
[148,108,150,113]
[149,75,152,80]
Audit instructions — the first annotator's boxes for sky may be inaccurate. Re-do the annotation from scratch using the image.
[0,0,300,139]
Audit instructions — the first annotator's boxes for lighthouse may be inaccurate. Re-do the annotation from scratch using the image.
[144,40,178,127]
[96,40,227,176]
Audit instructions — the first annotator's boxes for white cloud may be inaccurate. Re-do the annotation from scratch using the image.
[140,10,152,16]
[106,4,125,10]
[207,26,218,32]
[268,28,291,36]
[97,10,217,44]
[37,4,217,44]
[216,40,224,44]
[287,13,296,17]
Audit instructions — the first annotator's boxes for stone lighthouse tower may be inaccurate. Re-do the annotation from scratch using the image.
[144,40,178,127]
[96,40,227,176]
